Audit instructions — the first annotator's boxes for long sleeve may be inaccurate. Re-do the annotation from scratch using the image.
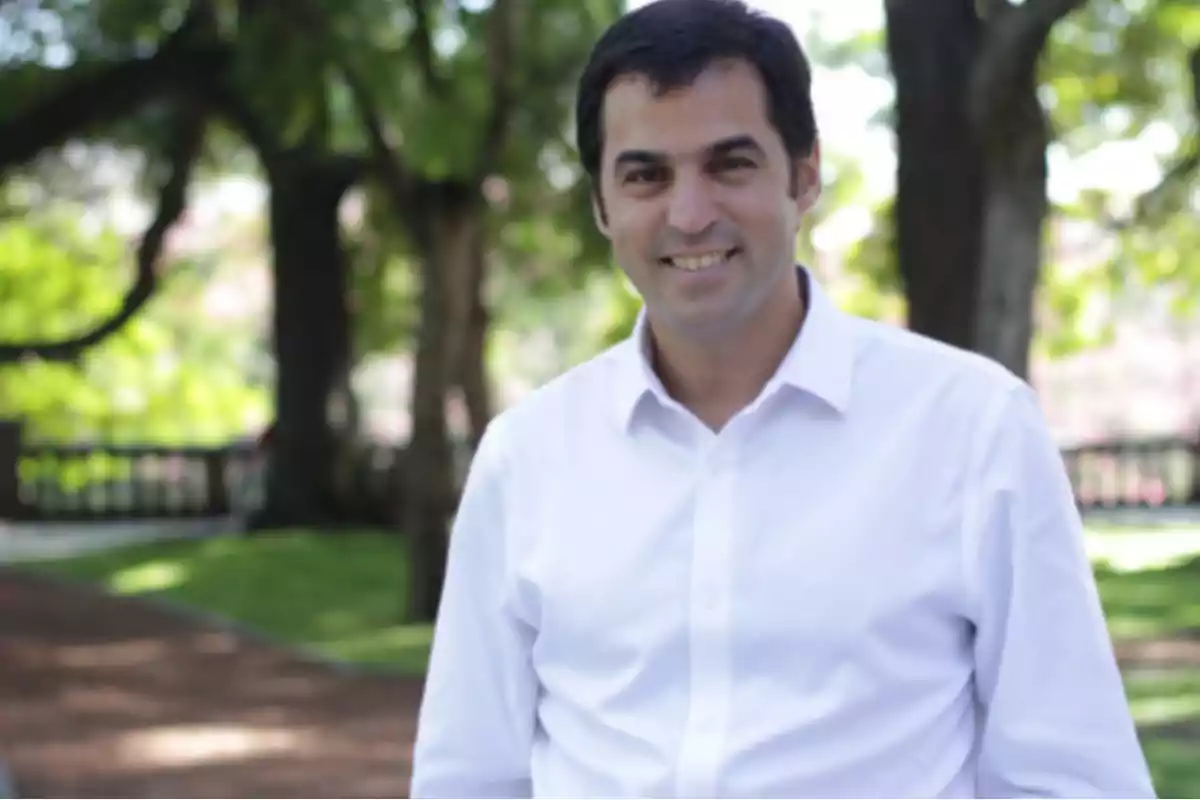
[968,384,1155,798]
[409,416,539,798]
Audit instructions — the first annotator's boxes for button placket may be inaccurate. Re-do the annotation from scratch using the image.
[675,435,737,797]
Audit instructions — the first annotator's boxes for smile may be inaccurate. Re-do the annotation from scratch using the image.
[661,248,740,272]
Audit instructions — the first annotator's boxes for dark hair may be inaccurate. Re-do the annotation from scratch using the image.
[575,0,818,190]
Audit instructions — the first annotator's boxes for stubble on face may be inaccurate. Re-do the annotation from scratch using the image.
[594,59,817,349]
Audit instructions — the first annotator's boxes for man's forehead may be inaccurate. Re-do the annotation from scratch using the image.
[604,100,763,160]
[600,63,772,161]
[610,134,765,166]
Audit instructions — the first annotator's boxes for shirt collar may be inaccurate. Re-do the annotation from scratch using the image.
[610,266,857,430]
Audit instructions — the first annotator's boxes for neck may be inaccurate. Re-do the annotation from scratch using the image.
[650,269,806,430]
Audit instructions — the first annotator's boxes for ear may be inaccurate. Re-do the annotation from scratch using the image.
[793,142,821,215]
[591,189,611,238]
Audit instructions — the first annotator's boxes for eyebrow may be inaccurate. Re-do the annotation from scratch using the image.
[709,135,766,158]
[612,135,767,171]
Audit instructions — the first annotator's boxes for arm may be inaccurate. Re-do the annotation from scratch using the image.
[968,385,1155,798]
[409,417,539,798]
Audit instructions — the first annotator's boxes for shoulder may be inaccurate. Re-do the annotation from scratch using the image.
[853,316,1021,392]
[838,315,1053,477]
[848,315,1028,420]
[475,338,632,467]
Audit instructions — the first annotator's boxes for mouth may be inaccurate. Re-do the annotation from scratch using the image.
[659,247,740,272]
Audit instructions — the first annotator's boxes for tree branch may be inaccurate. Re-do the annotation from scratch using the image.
[0,25,225,175]
[183,64,280,164]
[409,0,442,91]
[279,0,413,205]
[0,109,207,364]
[1103,45,1200,231]
[473,0,518,179]
[979,0,1012,19]
[1103,145,1199,232]
[340,61,417,213]
[1190,45,1200,123]
[968,0,1085,128]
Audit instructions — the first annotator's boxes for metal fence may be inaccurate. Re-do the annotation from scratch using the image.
[2,420,1197,523]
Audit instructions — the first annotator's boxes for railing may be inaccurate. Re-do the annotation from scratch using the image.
[10,440,262,522]
[1063,435,1199,511]
[0,420,415,524]
[2,420,1196,523]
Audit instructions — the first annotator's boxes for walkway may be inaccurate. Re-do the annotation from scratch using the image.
[0,566,421,798]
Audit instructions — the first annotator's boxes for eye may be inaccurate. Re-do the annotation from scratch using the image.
[624,166,669,184]
[712,155,756,172]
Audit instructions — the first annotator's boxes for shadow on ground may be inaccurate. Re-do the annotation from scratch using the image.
[0,569,420,798]
[3,546,1200,797]
[1100,554,1200,798]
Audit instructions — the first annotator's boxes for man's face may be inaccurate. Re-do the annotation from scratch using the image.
[594,59,819,342]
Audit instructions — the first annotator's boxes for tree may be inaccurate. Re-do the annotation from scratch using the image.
[322,0,621,620]
[884,0,1087,379]
[883,0,1200,380]
[1046,0,1200,500]
[0,176,269,443]
[0,4,221,363]
[883,0,986,352]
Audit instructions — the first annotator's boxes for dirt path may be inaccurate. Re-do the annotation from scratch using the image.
[0,568,422,798]
[4,560,1198,798]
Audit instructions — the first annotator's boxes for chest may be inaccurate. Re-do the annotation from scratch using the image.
[516,426,974,685]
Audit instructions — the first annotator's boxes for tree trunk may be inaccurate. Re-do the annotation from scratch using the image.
[886,0,1076,379]
[884,0,986,350]
[972,25,1052,381]
[259,149,356,527]
[0,420,22,520]
[973,109,1048,381]
[1189,427,1200,505]
[403,179,484,622]
[458,227,493,449]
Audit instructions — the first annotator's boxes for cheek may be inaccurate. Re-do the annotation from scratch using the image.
[727,191,799,245]
[608,203,659,251]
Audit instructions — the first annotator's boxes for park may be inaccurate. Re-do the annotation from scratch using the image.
[1,0,1199,796]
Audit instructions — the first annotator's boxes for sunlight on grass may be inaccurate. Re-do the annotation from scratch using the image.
[111,560,190,593]
[1125,666,1200,728]
[1086,527,1200,573]
[1131,693,1200,727]
[28,529,433,678]
[321,624,435,676]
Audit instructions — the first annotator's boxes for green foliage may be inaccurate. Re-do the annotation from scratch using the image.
[218,0,627,368]
[0,187,269,444]
[804,0,1200,361]
[324,0,622,178]
[1038,0,1200,355]
[345,187,421,356]
[1045,0,1198,149]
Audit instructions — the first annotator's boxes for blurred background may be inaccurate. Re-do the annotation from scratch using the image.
[0,0,1197,796]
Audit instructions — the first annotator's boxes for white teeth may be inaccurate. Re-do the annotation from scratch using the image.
[670,251,728,271]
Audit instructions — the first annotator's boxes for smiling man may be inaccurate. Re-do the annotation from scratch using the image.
[408,1,1155,797]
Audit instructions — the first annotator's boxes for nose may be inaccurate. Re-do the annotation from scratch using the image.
[666,172,719,235]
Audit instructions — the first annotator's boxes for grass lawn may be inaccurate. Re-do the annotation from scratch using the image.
[26,529,434,677]
[1083,522,1200,799]
[22,523,1200,796]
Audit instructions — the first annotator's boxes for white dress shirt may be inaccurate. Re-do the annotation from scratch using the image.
[410,269,1155,798]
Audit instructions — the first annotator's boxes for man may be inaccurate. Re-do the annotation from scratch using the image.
[409,0,1155,796]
